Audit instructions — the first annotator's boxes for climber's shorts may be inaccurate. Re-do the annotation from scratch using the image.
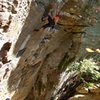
[42,23,54,29]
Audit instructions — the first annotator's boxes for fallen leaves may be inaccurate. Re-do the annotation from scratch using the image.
[86,48,100,53]
[96,49,100,53]
[86,48,94,53]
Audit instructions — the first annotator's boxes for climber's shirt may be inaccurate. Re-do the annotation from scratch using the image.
[42,14,60,29]
[42,15,55,29]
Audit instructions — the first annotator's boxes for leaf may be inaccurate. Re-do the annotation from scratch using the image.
[86,48,94,52]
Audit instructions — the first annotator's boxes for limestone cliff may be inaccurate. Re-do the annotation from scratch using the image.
[0,0,100,100]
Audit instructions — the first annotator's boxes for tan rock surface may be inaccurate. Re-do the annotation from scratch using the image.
[69,94,100,100]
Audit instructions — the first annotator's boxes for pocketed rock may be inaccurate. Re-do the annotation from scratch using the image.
[0,42,12,64]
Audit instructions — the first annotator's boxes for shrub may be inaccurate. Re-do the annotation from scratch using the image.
[69,59,100,82]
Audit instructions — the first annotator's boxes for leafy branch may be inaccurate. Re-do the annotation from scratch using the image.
[69,59,100,84]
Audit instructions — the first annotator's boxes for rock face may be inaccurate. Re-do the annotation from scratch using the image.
[69,94,100,100]
[10,1,88,100]
[69,83,100,100]
[0,0,99,100]
[0,0,31,99]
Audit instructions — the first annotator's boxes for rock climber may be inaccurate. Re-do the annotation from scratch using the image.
[34,3,60,32]
[39,13,60,31]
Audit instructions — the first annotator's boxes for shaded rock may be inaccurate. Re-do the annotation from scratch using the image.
[0,42,11,64]
[11,6,17,14]
[0,64,2,68]
[76,84,89,94]
[0,13,12,32]
[13,0,18,7]
[6,98,10,100]
[3,68,10,79]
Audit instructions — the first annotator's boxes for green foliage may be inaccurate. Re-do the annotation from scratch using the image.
[69,59,100,81]
[85,82,95,88]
